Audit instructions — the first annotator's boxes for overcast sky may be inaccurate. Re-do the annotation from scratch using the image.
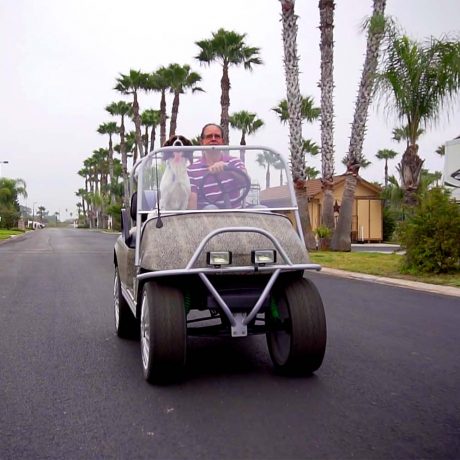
[1,0,459,219]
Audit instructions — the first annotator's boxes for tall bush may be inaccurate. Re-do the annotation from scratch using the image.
[398,188,460,273]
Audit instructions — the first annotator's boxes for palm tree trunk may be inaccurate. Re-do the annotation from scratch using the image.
[160,89,167,147]
[132,91,144,158]
[239,131,246,162]
[384,159,388,187]
[144,126,149,154]
[319,0,336,233]
[169,91,180,138]
[220,61,230,144]
[399,143,424,206]
[119,117,129,208]
[150,126,156,152]
[280,0,316,250]
[331,0,386,251]
[332,173,357,250]
[108,134,115,204]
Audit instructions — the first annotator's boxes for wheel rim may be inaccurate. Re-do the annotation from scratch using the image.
[270,296,291,365]
[140,292,150,370]
[114,270,120,330]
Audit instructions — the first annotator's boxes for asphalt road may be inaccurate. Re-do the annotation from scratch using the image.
[1,228,459,459]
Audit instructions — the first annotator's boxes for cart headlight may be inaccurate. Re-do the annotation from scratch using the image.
[207,251,232,266]
[251,249,277,265]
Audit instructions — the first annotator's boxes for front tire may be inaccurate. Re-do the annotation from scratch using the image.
[140,281,187,384]
[266,277,326,374]
[114,266,137,339]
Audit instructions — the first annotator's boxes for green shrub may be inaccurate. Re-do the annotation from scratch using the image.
[397,188,460,273]
[382,206,397,242]
[315,225,332,239]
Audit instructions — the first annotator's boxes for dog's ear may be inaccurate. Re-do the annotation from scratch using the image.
[177,135,192,146]
[163,135,177,147]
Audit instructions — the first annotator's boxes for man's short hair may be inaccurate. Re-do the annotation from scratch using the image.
[200,123,224,140]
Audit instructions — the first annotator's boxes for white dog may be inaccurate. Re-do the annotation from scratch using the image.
[159,137,192,210]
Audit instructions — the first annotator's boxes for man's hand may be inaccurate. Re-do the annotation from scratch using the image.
[208,161,226,174]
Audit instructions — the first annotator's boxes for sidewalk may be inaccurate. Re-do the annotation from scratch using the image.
[318,267,460,298]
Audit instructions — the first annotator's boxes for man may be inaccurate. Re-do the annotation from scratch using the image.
[187,123,249,209]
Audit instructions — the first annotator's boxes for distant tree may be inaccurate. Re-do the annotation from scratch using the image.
[435,144,445,157]
[229,110,264,162]
[392,125,424,148]
[256,150,281,189]
[305,166,320,180]
[272,96,320,124]
[141,109,161,153]
[376,148,398,187]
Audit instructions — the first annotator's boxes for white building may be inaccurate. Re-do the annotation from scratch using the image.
[443,137,460,202]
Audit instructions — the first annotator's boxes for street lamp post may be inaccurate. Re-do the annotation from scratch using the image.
[0,160,8,177]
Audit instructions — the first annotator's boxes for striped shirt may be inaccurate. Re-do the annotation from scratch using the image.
[188,155,246,209]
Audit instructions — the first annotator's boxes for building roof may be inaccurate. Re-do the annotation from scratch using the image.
[260,175,381,203]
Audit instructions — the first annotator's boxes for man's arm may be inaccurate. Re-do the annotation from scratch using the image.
[188,191,197,209]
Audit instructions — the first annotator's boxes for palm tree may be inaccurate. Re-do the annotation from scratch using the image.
[302,139,320,157]
[256,151,281,189]
[375,33,460,205]
[229,110,264,145]
[0,178,27,228]
[229,110,264,162]
[272,96,320,124]
[149,67,171,147]
[37,206,46,223]
[305,166,320,180]
[341,155,372,170]
[278,0,316,249]
[141,109,161,153]
[166,63,204,138]
[195,28,262,144]
[97,121,119,204]
[435,145,445,157]
[376,148,398,187]
[331,0,387,251]
[114,70,150,161]
[106,100,131,207]
[392,125,424,148]
[319,0,336,233]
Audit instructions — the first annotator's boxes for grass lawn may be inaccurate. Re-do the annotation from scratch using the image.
[309,251,460,288]
[0,229,25,240]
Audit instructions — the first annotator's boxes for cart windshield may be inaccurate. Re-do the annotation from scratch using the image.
[133,146,296,214]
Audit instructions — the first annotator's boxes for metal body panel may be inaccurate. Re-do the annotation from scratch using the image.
[139,212,309,271]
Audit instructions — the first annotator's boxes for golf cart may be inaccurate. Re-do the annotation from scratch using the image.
[113,145,326,383]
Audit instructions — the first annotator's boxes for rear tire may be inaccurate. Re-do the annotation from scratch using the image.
[266,277,326,374]
[140,281,187,384]
[114,266,138,339]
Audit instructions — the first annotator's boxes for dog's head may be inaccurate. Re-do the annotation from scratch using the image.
[163,135,193,163]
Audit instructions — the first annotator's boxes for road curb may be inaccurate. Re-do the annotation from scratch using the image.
[317,267,460,298]
[0,232,30,245]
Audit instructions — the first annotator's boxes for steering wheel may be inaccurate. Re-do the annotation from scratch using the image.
[198,165,251,209]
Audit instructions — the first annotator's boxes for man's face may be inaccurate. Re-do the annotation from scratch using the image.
[202,125,224,146]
